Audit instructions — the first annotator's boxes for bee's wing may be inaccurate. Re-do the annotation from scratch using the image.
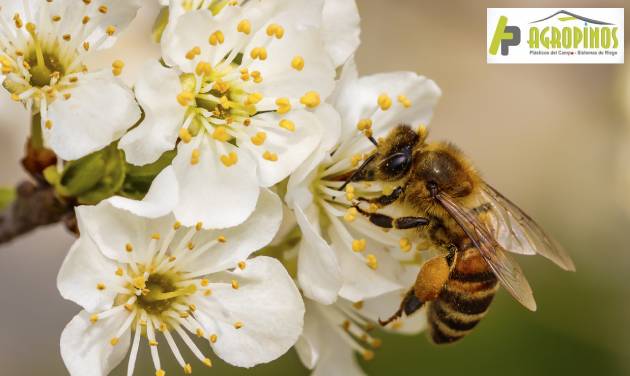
[436,192,537,311]
[481,183,576,272]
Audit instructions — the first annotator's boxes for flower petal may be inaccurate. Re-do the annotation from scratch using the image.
[46,72,141,161]
[241,109,323,187]
[108,166,179,218]
[60,310,131,376]
[195,257,304,367]
[322,0,360,67]
[334,70,441,143]
[76,201,173,263]
[119,60,186,165]
[295,205,342,304]
[172,137,259,229]
[180,189,282,274]
[57,238,121,312]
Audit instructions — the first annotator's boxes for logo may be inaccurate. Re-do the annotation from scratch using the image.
[487,8,624,64]
[489,16,520,56]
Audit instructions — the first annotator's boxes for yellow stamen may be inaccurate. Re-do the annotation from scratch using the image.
[185,46,201,60]
[234,321,243,329]
[300,91,320,108]
[263,151,278,162]
[231,279,239,289]
[378,93,392,111]
[220,151,238,167]
[212,126,231,142]
[179,128,192,143]
[125,243,133,253]
[177,91,195,107]
[209,30,225,45]
[344,207,358,222]
[279,119,295,131]
[357,118,373,131]
[291,55,305,71]
[250,131,267,146]
[366,254,378,270]
[110,337,119,346]
[96,283,106,291]
[183,364,192,374]
[238,261,246,270]
[237,19,251,35]
[397,94,412,108]
[276,97,291,114]
[250,47,268,60]
[89,314,99,324]
[399,237,412,252]
[352,239,366,252]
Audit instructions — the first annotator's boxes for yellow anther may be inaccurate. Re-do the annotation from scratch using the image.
[246,92,263,105]
[96,283,106,291]
[344,207,358,222]
[276,98,291,114]
[195,61,213,76]
[357,119,373,131]
[190,149,201,165]
[350,154,363,167]
[231,279,239,289]
[352,239,367,252]
[266,23,284,39]
[168,255,177,262]
[279,119,295,132]
[263,151,278,162]
[219,95,231,109]
[13,14,23,28]
[234,321,244,329]
[189,304,197,312]
[213,79,230,93]
[300,91,320,108]
[371,338,383,348]
[210,334,218,343]
[196,222,203,231]
[200,278,209,287]
[63,93,72,100]
[363,350,375,361]
[173,221,182,230]
[159,323,167,332]
[125,243,133,253]
[155,369,166,376]
[196,328,205,337]
[132,276,146,290]
[250,47,268,60]
[183,364,192,374]
[140,320,147,326]
[352,300,364,310]
[149,340,158,346]
[238,261,246,270]
[399,237,412,252]
[366,254,378,270]
[251,70,263,83]
[83,41,90,51]
[250,131,267,146]
[243,118,252,126]
[204,289,212,296]
[110,337,119,346]
[45,120,53,130]
[291,55,305,71]
[237,19,251,34]
[217,235,227,243]
[367,203,379,213]
[106,25,116,36]
[115,267,124,277]
[187,242,195,250]
[124,304,133,312]
[185,46,201,60]
[203,358,213,367]
[25,22,36,33]
[212,126,231,142]
[151,233,161,240]
[82,16,90,25]
[397,94,412,108]
[98,5,109,14]
[220,151,238,167]
[209,30,225,45]
[177,91,195,107]
[89,314,99,324]
[62,34,72,41]
[378,93,392,111]
[179,311,190,318]
[52,15,62,22]
[345,184,355,201]
[111,60,124,76]
[179,128,192,143]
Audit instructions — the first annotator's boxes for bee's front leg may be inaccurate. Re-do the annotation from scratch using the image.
[357,186,404,207]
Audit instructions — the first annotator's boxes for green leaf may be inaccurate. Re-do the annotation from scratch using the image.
[0,187,16,211]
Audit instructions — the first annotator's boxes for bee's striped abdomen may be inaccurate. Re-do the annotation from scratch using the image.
[428,247,499,344]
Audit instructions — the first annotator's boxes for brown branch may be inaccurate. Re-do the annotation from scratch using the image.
[0,181,73,244]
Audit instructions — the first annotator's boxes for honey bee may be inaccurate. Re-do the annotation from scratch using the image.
[338,124,575,344]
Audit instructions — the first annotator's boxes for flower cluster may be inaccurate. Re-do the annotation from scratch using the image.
[1,0,442,374]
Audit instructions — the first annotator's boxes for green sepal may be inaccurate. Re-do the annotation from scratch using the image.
[76,145,126,205]
[0,187,16,211]
[151,6,169,43]
[119,150,176,200]
[57,149,107,197]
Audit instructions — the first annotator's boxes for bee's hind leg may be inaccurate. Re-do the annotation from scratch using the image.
[379,288,424,326]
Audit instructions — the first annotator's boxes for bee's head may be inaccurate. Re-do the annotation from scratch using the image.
[348,125,422,183]
[413,143,477,199]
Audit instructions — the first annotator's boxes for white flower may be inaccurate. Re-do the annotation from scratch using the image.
[120,0,336,229]
[159,0,360,67]
[58,189,305,375]
[286,59,442,305]
[0,0,142,160]
[296,293,427,376]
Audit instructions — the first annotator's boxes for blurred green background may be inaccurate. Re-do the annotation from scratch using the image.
[0,0,628,375]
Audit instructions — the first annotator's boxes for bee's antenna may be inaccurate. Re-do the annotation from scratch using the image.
[338,153,377,191]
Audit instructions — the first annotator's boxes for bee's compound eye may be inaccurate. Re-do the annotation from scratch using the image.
[381,152,411,177]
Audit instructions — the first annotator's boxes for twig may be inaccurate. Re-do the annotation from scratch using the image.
[0,181,72,245]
